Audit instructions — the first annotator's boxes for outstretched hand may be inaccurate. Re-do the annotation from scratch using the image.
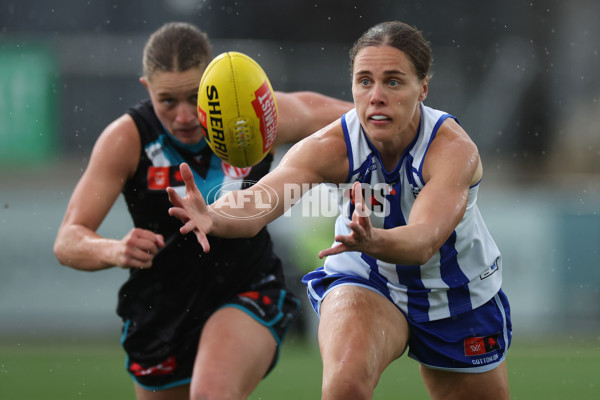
[318,181,374,259]
[167,163,212,253]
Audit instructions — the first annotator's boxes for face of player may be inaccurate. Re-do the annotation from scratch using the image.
[351,45,428,153]
[141,67,204,145]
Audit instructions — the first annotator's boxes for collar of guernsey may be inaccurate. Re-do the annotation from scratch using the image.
[156,128,224,204]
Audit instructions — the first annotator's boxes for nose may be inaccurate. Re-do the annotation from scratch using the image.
[370,82,386,105]
[175,103,198,124]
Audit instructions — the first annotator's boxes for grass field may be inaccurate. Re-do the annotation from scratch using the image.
[1,335,599,399]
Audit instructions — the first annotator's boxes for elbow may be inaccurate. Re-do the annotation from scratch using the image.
[407,230,445,265]
[242,218,267,238]
[408,242,438,265]
[53,242,65,265]
[413,249,436,266]
[244,223,263,238]
[216,221,262,239]
[53,239,70,266]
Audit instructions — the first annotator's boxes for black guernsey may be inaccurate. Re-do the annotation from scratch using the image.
[116,100,283,362]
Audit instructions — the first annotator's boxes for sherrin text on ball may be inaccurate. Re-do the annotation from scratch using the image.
[197,51,278,168]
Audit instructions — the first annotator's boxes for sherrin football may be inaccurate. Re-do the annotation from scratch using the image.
[197,51,278,168]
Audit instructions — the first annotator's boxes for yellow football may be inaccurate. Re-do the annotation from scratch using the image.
[197,51,278,168]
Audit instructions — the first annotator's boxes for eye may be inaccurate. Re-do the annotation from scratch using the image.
[388,79,400,87]
[190,93,198,104]
[359,78,370,86]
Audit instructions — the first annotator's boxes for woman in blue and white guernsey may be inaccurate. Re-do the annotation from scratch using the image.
[168,21,512,400]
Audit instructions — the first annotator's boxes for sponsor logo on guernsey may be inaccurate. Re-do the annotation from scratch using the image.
[356,162,378,182]
[251,81,277,152]
[464,333,501,357]
[129,355,177,376]
[480,261,498,280]
[346,184,395,216]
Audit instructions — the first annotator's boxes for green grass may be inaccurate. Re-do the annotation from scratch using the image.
[0,338,135,400]
[1,336,599,399]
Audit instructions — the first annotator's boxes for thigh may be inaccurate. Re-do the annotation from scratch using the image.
[420,360,509,400]
[191,307,277,398]
[319,285,409,379]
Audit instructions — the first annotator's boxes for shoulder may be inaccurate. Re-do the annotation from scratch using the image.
[438,118,478,158]
[306,118,347,151]
[98,114,140,151]
[424,117,482,185]
[91,114,141,178]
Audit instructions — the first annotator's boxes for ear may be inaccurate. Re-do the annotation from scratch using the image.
[418,76,428,102]
[139,76,150,91]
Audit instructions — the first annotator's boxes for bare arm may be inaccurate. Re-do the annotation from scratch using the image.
[53,115,165,271]
[272,91,353,149]
[167,120,348,252]
[319,119,482,265]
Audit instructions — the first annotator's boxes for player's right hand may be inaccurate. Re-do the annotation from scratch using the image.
[167,163,213,253]
[115,227,165,269]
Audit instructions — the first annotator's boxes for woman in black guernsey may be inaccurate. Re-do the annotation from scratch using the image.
[54,22,352,399]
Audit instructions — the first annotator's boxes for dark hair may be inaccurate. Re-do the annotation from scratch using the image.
[142,22,213,78]
[349,21,432,81]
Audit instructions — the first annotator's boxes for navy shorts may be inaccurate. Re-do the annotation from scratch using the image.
[303,271,511,373]
[406,290,511,372]
[122,280,300,391]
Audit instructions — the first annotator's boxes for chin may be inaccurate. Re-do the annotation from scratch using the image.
[364,126,395,141]
[180,137,204,145]
[171,130,203,145]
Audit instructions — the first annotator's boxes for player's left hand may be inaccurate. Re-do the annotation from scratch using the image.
[167,163,213,252]
[318,181,374,258]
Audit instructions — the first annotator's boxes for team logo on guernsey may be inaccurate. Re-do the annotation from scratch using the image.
[464,333,501,356]
[147,166,183,190]
[411,185,421,198]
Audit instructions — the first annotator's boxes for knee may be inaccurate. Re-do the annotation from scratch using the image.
[321,358,380,400]
[322,377,374,400]
[190,381,245,400]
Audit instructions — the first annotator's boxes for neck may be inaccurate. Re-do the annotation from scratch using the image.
[376,109,422,171]
[164,129,207,153]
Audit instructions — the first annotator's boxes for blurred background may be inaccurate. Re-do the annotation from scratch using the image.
[1,0,599,373]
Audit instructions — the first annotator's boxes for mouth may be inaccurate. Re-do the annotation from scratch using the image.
[172,126,202,143]
[368,114,391,123]
[175,126,200,136]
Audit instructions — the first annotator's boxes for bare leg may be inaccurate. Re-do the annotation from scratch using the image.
[190,307,277,400]
[420,361,509,400]
[318,285,409,400]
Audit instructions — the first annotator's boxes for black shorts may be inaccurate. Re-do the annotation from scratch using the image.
[122,276,299,391]
[118,232,300,391]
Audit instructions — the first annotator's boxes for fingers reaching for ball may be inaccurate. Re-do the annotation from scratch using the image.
[167,163,213,253]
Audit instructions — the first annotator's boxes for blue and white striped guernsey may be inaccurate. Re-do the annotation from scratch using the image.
[316,104,502,323]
